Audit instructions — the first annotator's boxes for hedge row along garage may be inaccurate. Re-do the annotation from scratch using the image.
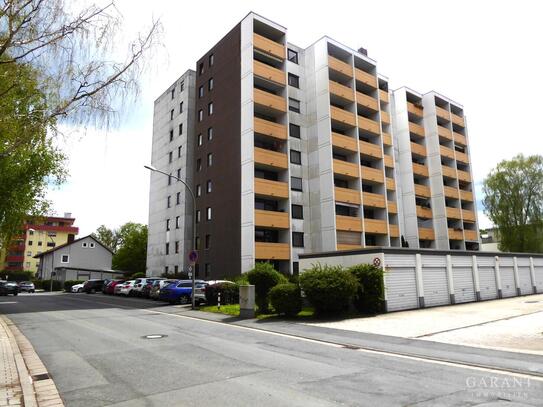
[298,248,543,312]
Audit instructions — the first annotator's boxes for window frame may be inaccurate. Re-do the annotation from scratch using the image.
[292,232,304,248]
[61,254,70,263]
[288,73,300,88]
[289,123,300,139]
[287,48,299,64]
[290,149,302,165]
[291,176,303,191]
[206,207,212,221]
[288,98,301,113]
[291,204,304,219]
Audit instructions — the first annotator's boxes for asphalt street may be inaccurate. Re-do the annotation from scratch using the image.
[1,292,542,407]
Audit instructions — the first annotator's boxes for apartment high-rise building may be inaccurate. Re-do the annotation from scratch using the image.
[146,12,479,279]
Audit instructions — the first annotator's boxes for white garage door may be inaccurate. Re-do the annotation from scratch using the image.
[500,266,517,297]
[422,267,450,307]
[452,267,476,303]
[517,266,533,295]
[478,267,498,300]
[384,267,418,312]
[535,262,543,293]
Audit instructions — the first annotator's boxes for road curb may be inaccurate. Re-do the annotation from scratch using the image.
[0,315,64,407]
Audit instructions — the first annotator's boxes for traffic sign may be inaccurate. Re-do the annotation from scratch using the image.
[188,250,198,264]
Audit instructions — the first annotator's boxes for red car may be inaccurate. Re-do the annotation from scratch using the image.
[104,280,125,295]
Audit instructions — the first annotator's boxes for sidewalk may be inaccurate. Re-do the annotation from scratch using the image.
[0,315,63,407]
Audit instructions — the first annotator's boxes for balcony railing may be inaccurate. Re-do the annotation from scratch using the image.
[444,185,459,199]
[363,191,386,208]
[414,184,431,198]
[382,133,392,146]
[448,228,464,240]
[328,56,352,77]
[407,102,423,117]
[386,177,396,190]
[435,106,450,120]
[356,92,379,111]
[451,112,465,127]
[364,218,387,234]
[446,207,462,219]
[254,147,288,170]
[354,67,377,88]
[457,169,471,182]
[462,209,476,222]
[412,163,429,177]
[255,209,290,229]
[333,159,359,179]
[416,206,432,219]
[254,88,286,113]
[410,142,427,157]
[361,165,384,183]
[379,89,389,103]
[329,80,355,102]
[384,154,394,168]
[380,111,390,124]
[358,116,380,135]
[454,132,467,146]
[387,201,398,213]
[389,224,399,237]
[336,215,363,232]
[455,151,469,164]
[440,145,456,160]
[359,140,382,158]
[332,132,358,153]
[442,165,457,179]
[254,117,287,140]
[253,33,285,60]
[419,227,435,240]
[253,60,285,86]
[255,242,290,260]
[335,187,361,205]
[254,178,289,199]
[337,243,363,251]
[438,125,452,140]
[330,106,356,127]
[459,189,473,202]
[464,230,478,241]
[409,122,425,137]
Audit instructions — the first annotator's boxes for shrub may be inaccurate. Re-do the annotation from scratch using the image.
[1,271,35,282]
[299,264,358,314]
[270,283,302,317]
[64,280,85,292]
[33,279,62,291]
[161,271,189,279]
[348,264,385,314]
[205,282,239,305]
[246,262,287,313]
[128,272,146,279]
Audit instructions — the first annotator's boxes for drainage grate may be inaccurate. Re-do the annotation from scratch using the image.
[32,373,50,381]
[141,334,168,340]
[342,344,361,350]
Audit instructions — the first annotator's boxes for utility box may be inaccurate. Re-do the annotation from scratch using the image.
[239,285,255,318]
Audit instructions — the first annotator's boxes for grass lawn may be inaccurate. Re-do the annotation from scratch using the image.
[199,304,315,320]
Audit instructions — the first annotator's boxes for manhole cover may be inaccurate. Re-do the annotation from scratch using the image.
[142,334,168,340]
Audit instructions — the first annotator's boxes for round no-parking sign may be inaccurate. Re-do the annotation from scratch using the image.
[373,257,381,267]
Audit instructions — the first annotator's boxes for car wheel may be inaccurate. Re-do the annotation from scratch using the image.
[78,288,83,293]
[31,290,35,293]
[179,295,190,305]
[13,292,18,296]
[90,288,96,294]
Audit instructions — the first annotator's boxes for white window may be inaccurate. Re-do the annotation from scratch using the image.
[48,232,56,237]
[61,254,69,263]
[198,134,203,146]
[26,251,32,257]
[198,110,203,121]
[89,242,95,248]
[208,102,213,115]
[206,207,212,221]
[82,242,88,248]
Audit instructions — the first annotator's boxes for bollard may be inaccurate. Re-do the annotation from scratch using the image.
[218,292,221,311]
[239,284,255,318]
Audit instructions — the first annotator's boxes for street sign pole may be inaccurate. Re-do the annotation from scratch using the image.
[188,250,198,309]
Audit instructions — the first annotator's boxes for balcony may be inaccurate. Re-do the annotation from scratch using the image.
[363,192,386,208]
[383,133,392,146]
[356,92,379,111]
[253,60,285,86]
[384,154,394,168]
[254,117,287,141]
[354,68,377,88]
[358,116,381,136]
[255,209,289,229]
[457,169,471,182]
[464,230,478,241]
[407,102,423,117]
[364,218,388,234]
[332,132,358,153]
[444,185,459,199]
[330,106,356,127]
[254,147,288,170]
[253,33,285,60]
[328,56,352,77]
[448,228,464,240]
[6,255,24,262]
[456,150,469,164]
[387,201,397,213]
[386,177,396,190]
[438,125,452,141]
[335,187,361,205]
[255,242,290,260]
[337,243,362,251]
[254,178,289,199]
[409,122,425,137]
[254,88,286,113]
[452,112,465,127]
[454,132,467,146]
[412,163,429,177]
[459,189,473,202]
[415,184,431,198]
[462,209,476,222]
[379,89,389,103]
[416,205,432,219]
[336,215,362,232]
[442,165,457,179]
[446,207,462,220]
[410,142,427,157]
[389,224,399,237]
[435,106,450,120]
[419,227,435,240]
[361,165,384,183]
[381,111,390,124]
[440,145,455,160]
[333,159,359,179]
[329,80,355,102]
[359,140,382,158]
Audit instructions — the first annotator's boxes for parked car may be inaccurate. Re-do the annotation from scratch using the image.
[149,279,178,300]
[82,279,105,294]
[141,278,165,298]
[132,278,161,297]
[117,280,136,296]
[0,281,19,296]
[101,279,117,294]
[104,280,125,295]
[18,281,35,293]
[71,283,85,293]
[158,280,205,304]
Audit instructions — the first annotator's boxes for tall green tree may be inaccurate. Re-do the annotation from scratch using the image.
[92,225,120,252]
[108,223,147,274]
[483,154,543,253]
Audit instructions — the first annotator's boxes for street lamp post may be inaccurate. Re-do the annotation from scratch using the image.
[144,165,198,309]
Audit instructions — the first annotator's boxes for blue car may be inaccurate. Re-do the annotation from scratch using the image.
[158,280,206,304]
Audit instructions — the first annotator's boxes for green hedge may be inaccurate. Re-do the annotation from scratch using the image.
[269,283,302,317]
[33,279,62,291]
[64,280,85,292]
[348,264,385,314]
[205,282,239,305]
[246,262,287,313]
[0,271,35,282]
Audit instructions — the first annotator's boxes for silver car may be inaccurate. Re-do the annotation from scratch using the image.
[18,281,35,293]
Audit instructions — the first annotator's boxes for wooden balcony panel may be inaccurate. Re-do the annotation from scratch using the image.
[438,125,453,140]
[328,56,353,77]
[253,60,285,86]
[382,133,392,146]
[456,151,469,164]
[329,80,355,102]
[255,178,289,199]
[255,242,290,260]
[253,33,285,60]
[415,184,431,198]
[335,187,361,205]
[410,142,427,157]
[440,145,456,160]
[459,189,474,202]
[337,243,363,251]
[452,113,465,127]
[435,106,450,120]
[384,154,394,168]
[358,116,381,135]
[332,132,358,153]
[419,227,435,240]
[354,67,377,88]
[454,132,467,146]
[386,177,396,190]
[412,163,429,177]
[364,218,388,234]
[387,201,398,213]
[356,92,379,111]
[442,165,457,179]
[407,102,424,117]
[464,230,478,241]
[254,147,288,170]
[381,111,391,124]
[359,140,382,158]
[254,88,287,113]
[389,224,399,237]
[254,117,287,140]
[448,228,464,240]
[462,209,476,222]
[457,169,471,182]
[330,106,356,127]
[255,209,290,229]
[333,159,359,179]
[336,215,363,232]
[379,89,389,103]
[444,186,459,199]
[363,192,386,208]
[361,165,384,183]
[409,122,425,137]
[446,207,462,220]
[416,206,433,219]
